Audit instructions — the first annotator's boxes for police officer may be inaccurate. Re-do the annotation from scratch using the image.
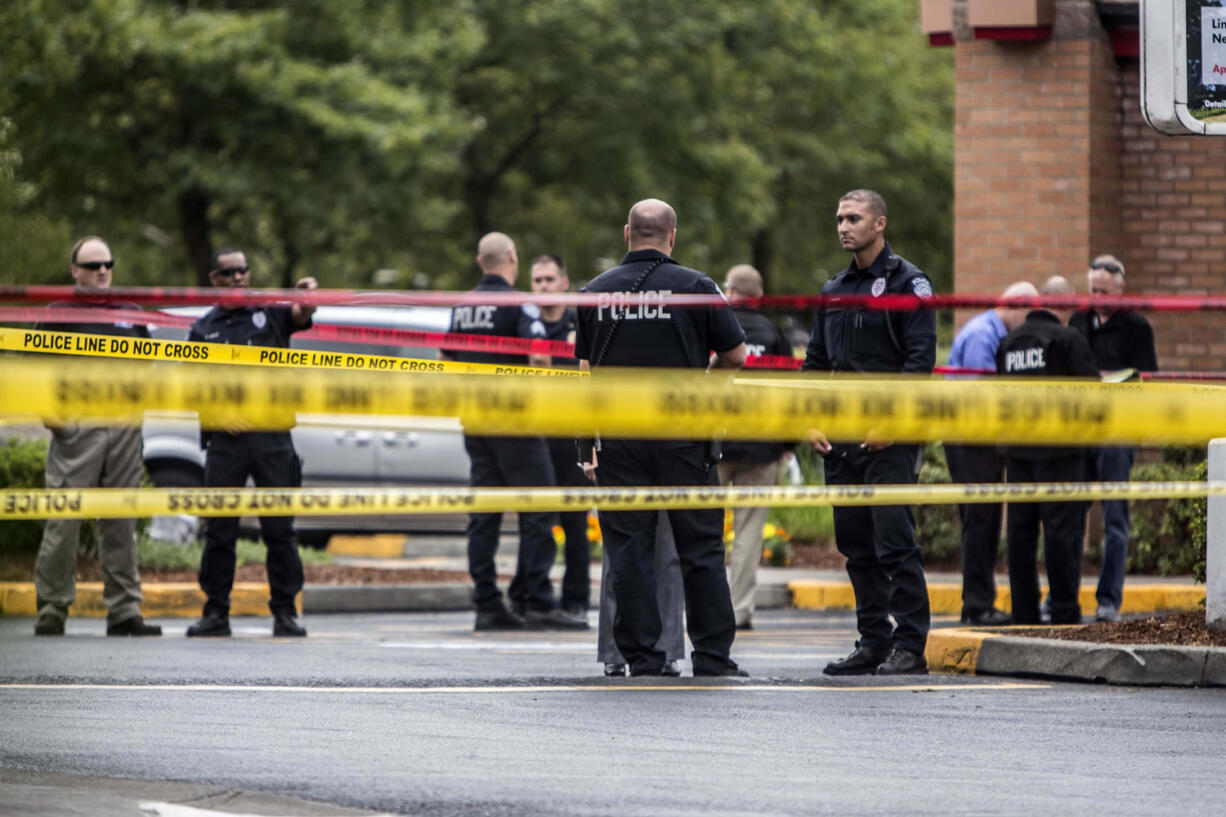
[32,236,162,637]
[575,198,748,678]
[997,275,1101,626]
[803,189,936,676]
[528,253,591,615]
[719,264,794,631]
[185,248,314,638]
[445,233,587,632]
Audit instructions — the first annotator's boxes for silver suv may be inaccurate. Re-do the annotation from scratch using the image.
[143,305,477,543]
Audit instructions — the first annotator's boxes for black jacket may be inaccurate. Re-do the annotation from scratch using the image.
[724,307,793,464]
[448,274,545,366]
[1069,308,1157,374]
[801,243,936,374]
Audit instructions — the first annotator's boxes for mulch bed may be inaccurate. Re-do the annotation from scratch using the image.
[1010,611,1226,648]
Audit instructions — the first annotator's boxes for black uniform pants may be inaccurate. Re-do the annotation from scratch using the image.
[547,437,591,610]
[597,439,736,675]
[1005,454,1087,625]
[200,432,304,617]
[464,434,558,613]
[824,443,930,655]
[943,443,1005,615]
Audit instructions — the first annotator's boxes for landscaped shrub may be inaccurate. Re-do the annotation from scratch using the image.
[0,438,48,554]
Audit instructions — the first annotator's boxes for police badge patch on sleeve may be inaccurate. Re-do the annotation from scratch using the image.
[521,303,542,320]
[911,278,934,298]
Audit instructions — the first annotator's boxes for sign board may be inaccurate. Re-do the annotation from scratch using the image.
[1142,0,1226,135]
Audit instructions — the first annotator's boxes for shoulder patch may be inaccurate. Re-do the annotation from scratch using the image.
[521,303,541,320]
[911,278,933,299]
[529,320,546,338]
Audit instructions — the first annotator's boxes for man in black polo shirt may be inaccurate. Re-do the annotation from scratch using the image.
[446,233,587,632]
[575,198,748,678]
[185,247,315,639]
[998,276,1101,626]
[32,235,161,638]
[803,189,937,676]
[1070,254,1157,622]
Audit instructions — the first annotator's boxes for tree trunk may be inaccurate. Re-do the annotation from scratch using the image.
[178,187,213,286]
[751,226,773,283]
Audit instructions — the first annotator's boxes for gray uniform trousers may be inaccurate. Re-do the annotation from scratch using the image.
[597,511,685,663]
[718,458,783,627]
[34,425,144,625]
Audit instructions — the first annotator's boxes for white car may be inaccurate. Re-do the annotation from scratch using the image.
[142,305,487,543]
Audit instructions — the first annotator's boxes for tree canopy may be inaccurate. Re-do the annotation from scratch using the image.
[0,0,952,296]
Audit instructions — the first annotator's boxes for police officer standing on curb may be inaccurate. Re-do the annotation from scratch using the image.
[803,189,936,676]
[575,198,749,678]
[997,275,1101,626]
[32,236,162,637]
[444,233,587,632]
[185,248,314,638]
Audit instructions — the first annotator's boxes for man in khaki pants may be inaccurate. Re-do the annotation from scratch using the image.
[32,236,160,637]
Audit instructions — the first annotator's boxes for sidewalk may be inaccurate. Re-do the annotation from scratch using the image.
[1,533,1217,686]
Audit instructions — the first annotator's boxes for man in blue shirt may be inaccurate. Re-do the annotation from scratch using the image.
[943,281,1037,626]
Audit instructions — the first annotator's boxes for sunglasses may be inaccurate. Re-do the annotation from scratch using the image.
[76,260,114,271]
[211,266,250,277]
[1091,261,1123,276]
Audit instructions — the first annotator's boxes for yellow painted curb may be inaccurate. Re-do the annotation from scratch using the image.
[325,534,407,559]
[788,580,1205,616]
[925,628,999,675]
[0,582,300,618]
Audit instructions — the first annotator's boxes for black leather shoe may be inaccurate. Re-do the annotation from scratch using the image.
[107,616,162,636]
[523,607,590,631]
[272,611,307,637]
[961,607,1012,626]
[474,605,525,631]
[823,643,889,676]
[875,647,928,676]
[604,662,627,677]
[34,612,65,636]
[561,602,588,618]
[736,620,753,631]
[693,662,749,678]
[662,660,681,677]
[186,613,231,638]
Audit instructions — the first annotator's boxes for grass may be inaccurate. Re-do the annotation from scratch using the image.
[138,533,332,572]
[766,444,834,545]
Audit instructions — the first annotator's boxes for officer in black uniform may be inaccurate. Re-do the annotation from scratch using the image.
[445,233,587,632]
[802,189,936,676]
[996,275,1101,626]
[575,198,748,678]
[528,253,591,615]
[185,248,314,639]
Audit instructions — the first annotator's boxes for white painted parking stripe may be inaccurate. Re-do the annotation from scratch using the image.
[0,682,1047,694]
[139,802,397,817]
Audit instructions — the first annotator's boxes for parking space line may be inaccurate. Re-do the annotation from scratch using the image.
[0,682,1048,694]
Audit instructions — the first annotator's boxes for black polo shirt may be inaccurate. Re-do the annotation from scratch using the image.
[732,307,791,359]
[188,305,307,349]
[575,250,745,369]
[35,300,151,339]
[449,274,545,366]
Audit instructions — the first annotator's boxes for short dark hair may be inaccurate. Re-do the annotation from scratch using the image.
[839,189,887,219]
[210,247,243,271]
[530,254,567,274]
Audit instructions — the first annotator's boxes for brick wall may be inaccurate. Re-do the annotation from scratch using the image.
[954,37,1226,373]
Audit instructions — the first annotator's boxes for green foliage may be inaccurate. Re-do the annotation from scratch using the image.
[0,0,952,294]
[1126,458,1207,580]
[138,535,331,571]
[0,438,49,553]
[917,442,960,565]
[768,443,834,544]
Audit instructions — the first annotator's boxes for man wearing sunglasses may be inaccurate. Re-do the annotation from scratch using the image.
[1070,254,1157,623]
[185,248,317,639]
[31,236,162,637]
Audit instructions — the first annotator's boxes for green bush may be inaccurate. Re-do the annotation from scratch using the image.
[916,442,960,565]
[138,534,332,572]
[0,438,48,554]
[1126,457,1207,579]
[767,443,834,544]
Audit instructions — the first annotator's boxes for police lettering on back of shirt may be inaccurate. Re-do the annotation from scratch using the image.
[449,276,545,367]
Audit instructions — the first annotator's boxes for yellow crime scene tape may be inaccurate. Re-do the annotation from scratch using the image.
[2,354,1226,445]
[1,481,1222,520]
[0,326,584,378]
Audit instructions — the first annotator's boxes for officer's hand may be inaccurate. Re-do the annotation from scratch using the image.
[861,434,893,452]
[582,449,598,483]
[806,429,831,455]
[292,277,318,325]
[295,276,318,291]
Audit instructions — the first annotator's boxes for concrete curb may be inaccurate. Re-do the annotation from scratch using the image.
[788,580,1206,617]
[927,627,1226,687]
